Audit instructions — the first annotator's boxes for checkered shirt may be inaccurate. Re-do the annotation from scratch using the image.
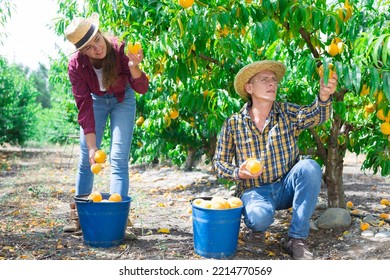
[213,97,332,197]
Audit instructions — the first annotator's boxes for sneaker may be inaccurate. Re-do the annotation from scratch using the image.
[283,238,313,260]
[245,230,265,250]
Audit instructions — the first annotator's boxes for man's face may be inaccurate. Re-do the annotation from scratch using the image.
[246,70,278,102]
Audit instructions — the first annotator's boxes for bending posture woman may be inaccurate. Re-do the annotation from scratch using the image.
[63,13,149,232]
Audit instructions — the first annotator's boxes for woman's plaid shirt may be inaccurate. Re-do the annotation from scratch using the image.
[213,97,332,197]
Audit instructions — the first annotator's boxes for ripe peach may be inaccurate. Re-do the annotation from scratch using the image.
[227,197,243,208]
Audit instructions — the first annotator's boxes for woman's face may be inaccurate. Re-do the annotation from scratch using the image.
[81,33,107,60]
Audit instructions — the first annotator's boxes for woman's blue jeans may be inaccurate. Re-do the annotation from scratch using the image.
[240,159,322,239]
[75,88,136,197]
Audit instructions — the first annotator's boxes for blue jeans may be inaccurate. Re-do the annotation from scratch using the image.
[75,88,136,197]
[240,159,322,239]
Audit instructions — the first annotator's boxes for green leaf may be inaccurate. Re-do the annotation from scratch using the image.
[253,22,264,46]
[262,0,273,12]
[262,19,277,43]
[383,71,390,102]
[351,65,362,93]
[278,0,288,17]
[383,35,390,67]
[371,34,387,68]
[333,101,347,120]
[369,67,380,95]
[342,66,352,90]
[320,15,330,34]
[305,56,316,77]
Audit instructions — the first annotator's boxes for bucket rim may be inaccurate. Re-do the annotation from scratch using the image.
[74,193,132,204]
[192,204,243,211]
[191,196,243,211]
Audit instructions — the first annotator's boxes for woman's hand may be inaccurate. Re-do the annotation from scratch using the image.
[85,133,98,165]
[127,49,144,79]
[88,147,98,166]
[127,49,144,68]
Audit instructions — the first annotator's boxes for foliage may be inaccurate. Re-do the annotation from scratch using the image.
[40,53,79,144]
[52,0,389,178]
[30,64,51,109]
[0,58,39,145]
[0,0,13,44]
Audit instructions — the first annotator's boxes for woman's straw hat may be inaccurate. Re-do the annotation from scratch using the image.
[65,13,100,50]
[234,60,286,100]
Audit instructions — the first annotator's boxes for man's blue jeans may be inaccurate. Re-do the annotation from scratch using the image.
[240,159,322,239]
[75,88,136,197]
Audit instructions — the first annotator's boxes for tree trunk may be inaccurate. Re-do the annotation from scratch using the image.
[184,147,197,171]
[208,134,217,161]
[323,114,346,208]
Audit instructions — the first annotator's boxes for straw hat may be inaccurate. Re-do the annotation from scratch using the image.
[65,13,100,50]
[234,60,286,100]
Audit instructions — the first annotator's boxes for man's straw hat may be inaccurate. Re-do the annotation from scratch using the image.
[234,60,286,100]
[65,13,100,50]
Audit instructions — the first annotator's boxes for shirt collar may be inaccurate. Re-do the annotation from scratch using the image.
[240,101,281,118]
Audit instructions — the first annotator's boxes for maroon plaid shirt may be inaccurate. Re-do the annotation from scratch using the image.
[68,38,149,134]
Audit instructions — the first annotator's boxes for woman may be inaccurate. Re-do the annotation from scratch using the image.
[63,13,149,232]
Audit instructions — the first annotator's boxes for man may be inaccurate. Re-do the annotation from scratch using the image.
[213,60,338,260]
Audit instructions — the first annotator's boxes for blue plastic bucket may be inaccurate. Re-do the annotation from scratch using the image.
[192,197,243,259]
[75,193,131,248]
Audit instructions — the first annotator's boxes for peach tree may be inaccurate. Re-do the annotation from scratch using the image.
[54,0,389,208]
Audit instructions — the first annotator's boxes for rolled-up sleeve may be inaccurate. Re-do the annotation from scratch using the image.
[288,96,332,132]
[130,72,149,94]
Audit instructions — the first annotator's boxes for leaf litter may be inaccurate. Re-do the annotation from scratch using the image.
[0,145,389,260]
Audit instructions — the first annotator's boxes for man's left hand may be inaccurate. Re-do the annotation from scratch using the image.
[319,72,338,102]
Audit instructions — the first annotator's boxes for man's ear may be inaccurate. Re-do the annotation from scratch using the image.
[244,83,252,94]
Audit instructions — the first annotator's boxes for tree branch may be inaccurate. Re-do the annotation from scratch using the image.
[309,127,327,162]
[197,53,221,65]
[299,27,320,61]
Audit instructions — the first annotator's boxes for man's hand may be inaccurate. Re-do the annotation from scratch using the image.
[238,159,263,179]
[319,72,338,102]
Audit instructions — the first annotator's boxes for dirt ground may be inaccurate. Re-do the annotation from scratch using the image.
[0,144,389,260]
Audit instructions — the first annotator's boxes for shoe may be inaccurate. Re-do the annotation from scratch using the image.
[63,219,80,233]
[245,230,265,250]
[63,202,80,233]
[125,230,137,240]
[283,238,313,260]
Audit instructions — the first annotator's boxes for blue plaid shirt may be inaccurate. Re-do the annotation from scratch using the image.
[213,96,332,197]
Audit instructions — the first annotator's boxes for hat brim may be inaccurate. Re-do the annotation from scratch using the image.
[75,12,100,51]
[234,60,286,100]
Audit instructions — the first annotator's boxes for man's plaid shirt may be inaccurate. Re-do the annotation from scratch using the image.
[213,97,332,197]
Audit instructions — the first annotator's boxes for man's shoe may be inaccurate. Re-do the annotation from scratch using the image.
[245,230,265,250]
[283,238,313,260]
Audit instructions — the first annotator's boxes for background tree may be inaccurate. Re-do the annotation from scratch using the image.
[0,0,12,44]
[36,53,79,144]
[31,63,51,109]
[0,58,39,145]
[53,0,390,208]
